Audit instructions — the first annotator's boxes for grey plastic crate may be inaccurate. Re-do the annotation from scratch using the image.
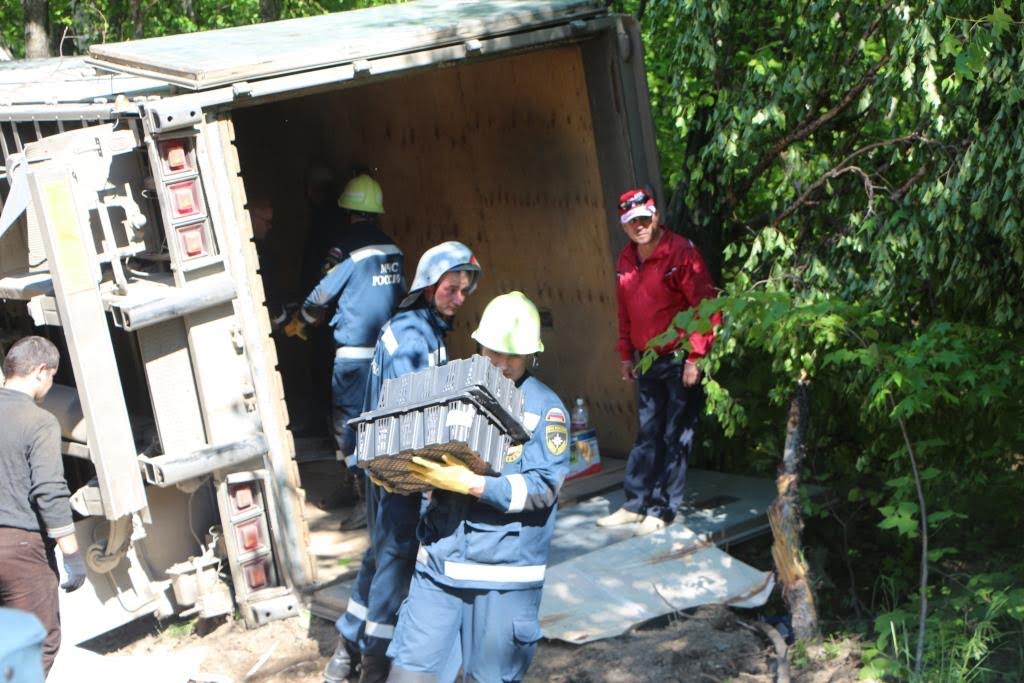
[350,356,529,494]
[378,354,522,420]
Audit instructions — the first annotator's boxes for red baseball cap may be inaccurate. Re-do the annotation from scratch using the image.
[617,189,656,223]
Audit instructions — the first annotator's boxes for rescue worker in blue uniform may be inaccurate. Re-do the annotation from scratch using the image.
[285,174,403,529]
[386,291,570,683]
[325,241,481,683]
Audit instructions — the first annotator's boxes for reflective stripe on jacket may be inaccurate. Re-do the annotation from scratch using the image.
[363,303,451,413]
[301,220,405,348]
[415,374,569,591]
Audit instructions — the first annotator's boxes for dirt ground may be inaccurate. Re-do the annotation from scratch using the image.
[96,604,861,682]
[89,462,863,682]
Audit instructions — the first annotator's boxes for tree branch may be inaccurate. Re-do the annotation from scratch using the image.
[887,397,929,677]
[890,165,929,202]
[846,327,930,677]
[770,133,922,231]
[728,52,892,210]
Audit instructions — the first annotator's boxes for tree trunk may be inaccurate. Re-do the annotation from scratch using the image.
[768,379,820,640]
[23,0,52,58]
[131,0,145,39]
[260,0,282,22]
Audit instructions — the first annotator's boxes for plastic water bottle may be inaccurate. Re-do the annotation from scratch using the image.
[570,397,589,433]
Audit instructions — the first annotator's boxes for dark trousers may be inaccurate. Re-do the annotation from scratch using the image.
[622,355,705,522]
[337,481,420,656]
[0,527,61,675]
[331,356,372,463]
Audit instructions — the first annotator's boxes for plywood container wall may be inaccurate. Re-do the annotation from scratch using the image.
[233,44,637,455]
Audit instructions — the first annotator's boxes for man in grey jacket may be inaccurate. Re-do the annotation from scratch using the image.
[0,336,88,676]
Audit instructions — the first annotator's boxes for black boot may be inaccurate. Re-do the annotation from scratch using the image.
[323,637,360,683]
[358,655,390,683]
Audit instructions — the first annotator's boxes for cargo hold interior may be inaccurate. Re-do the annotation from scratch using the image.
[231,39,641,456]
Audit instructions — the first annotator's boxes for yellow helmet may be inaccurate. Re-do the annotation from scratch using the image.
[471,291,544,355]
[338,174,384,214]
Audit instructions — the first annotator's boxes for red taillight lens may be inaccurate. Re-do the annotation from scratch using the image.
[168,180,202,219]
[235,518,264,552]
[176,223,207,258]
[159,139,192,174]
[244,560,268,589]
[231,484,254,511]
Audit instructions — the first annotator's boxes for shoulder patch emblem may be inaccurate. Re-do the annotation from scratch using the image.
[545,408,566,424]
[545,424,568,456]
[505,444,524,463]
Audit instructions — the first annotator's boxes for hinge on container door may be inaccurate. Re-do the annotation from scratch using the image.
[242,380,257,413]
[146,101,203,133]
[231,325,246,353]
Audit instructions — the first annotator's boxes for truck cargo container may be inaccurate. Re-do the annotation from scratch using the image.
[0,0,659,642]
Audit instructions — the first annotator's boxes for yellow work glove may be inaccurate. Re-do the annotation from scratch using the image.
[283,313,308,340]
[369,474,394,494]
[409,455,483,496]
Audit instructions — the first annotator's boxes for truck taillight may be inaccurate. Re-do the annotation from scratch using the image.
[158,138,194,174]
[216,472,293,626]
[167,180,203,219]
[150,131,218,275]
[231,484,254,512]
[235,518,265,552]
[243,559,268,589]
[176,223,208,258]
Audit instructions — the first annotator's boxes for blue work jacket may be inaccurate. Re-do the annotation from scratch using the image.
[300,220,404,348]
[363,303,451,412]
[415,373,569,591]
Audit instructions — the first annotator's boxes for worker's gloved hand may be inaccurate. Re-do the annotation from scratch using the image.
[369,474,394,494]
[283,313,308,340]
[61,550,88,592]
[409,455,483,496]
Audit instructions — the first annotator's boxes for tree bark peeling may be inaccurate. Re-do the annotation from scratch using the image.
[769,379,819,641]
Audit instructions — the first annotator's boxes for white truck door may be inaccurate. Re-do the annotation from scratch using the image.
[23,123,150,521]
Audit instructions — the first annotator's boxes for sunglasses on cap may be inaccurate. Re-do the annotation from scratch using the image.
[618,191,651,212]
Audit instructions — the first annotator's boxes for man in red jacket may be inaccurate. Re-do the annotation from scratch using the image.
[597,189,719,535]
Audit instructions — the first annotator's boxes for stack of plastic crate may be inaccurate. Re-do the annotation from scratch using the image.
[349,355,530,494]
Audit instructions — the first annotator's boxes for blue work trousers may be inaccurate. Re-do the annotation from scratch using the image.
[387,571,543,683]
[337,481,421,656]
[622,355,705,522]
[331,356,370,461]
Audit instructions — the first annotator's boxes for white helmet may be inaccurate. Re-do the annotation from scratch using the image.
[400,241,481,308]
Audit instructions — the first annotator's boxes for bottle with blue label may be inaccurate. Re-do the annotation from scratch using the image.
[570,397,589,433]
[567,397,601,479]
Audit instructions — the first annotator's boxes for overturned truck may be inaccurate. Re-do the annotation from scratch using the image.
[0,0,658,642]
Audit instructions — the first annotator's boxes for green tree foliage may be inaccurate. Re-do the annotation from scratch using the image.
[0,0,401,58]
[624,0,1024,678]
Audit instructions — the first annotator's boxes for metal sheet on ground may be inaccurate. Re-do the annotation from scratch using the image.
[549,467,781,565]
[539,524,774,644]
[311,469,781,625]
